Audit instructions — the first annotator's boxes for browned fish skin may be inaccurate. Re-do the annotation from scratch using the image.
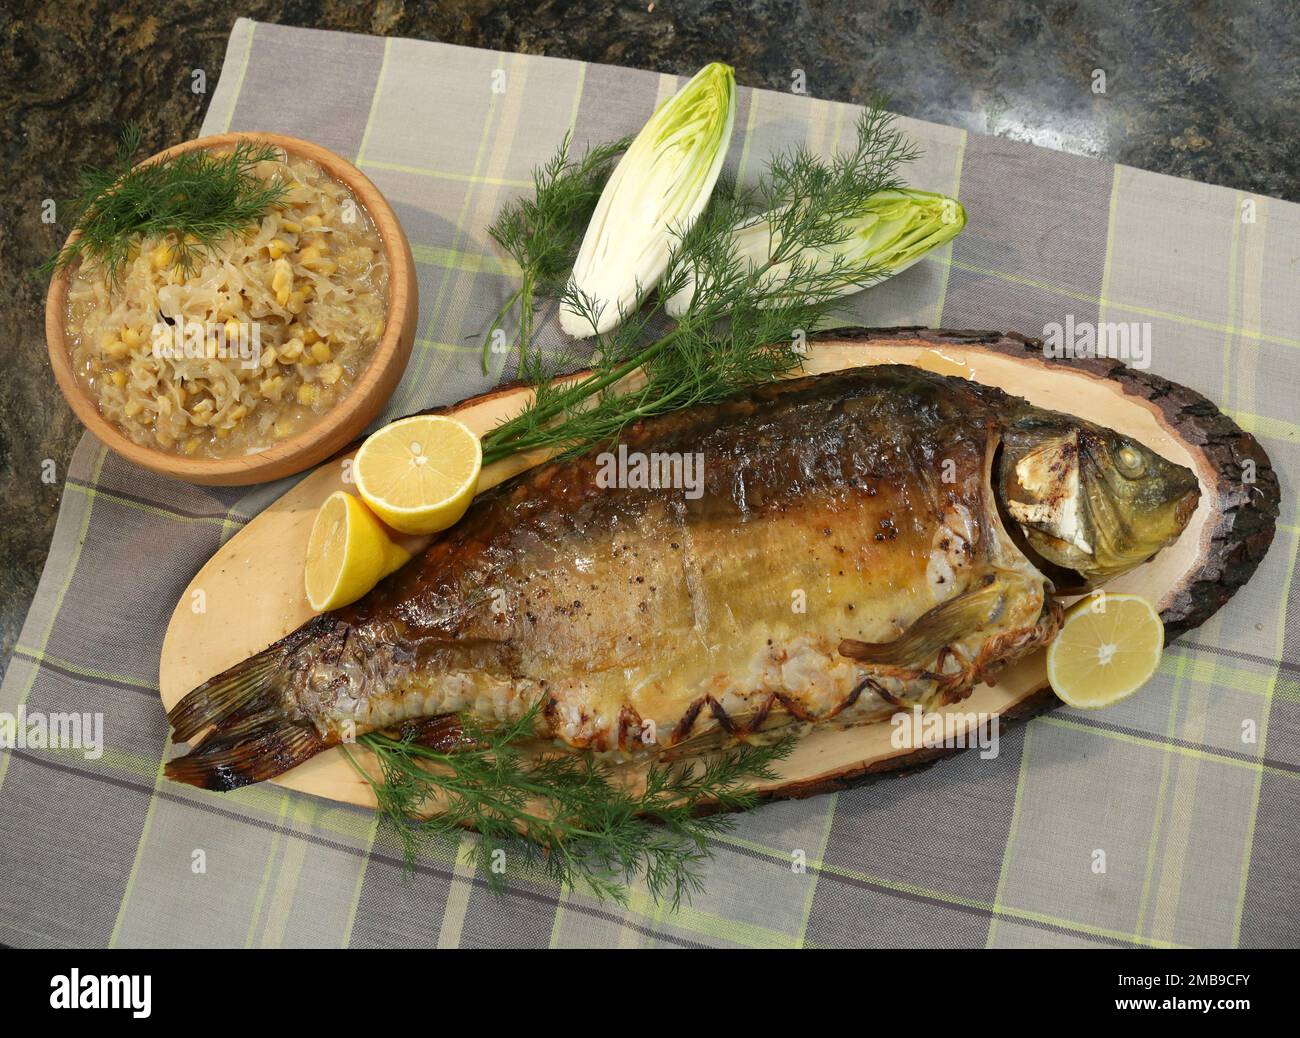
[295,370,1033,734]
[166,364,1194,790]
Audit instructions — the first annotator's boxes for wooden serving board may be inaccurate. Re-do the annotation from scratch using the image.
[159,328,1279,808]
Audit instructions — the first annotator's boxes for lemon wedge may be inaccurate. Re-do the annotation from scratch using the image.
[353,415,482,535]
[305,491,411,612]
[1046,593,1164,709]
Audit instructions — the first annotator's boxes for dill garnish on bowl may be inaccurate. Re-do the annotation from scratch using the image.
[40,122,289,281]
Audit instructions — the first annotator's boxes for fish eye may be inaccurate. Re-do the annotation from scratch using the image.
[1116,444,1146,477]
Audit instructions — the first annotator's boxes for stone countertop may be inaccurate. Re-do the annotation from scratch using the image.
[1,0,1297,662]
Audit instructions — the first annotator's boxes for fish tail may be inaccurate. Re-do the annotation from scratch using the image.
[165,633,328,791]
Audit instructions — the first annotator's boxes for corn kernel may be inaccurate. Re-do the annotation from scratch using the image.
[110,370,128,388]
[267,238,289,259]
[271,258,293,305]
[286,290,308,314]
[279,337,304,363]
[310,340,332,364]
[183,437,201,456]
[228,404,248,423]
[298,244,324,265]
[150,244,173,270]
[303,214,323,228]
[319,362,343,386]
[297,383,319,407]
[121,326,142,347]
[103,339,129,360]
[301,326,320,346]
[279,219,302,234]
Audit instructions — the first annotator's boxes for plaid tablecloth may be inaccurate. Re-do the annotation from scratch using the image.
[2,18,1297,949]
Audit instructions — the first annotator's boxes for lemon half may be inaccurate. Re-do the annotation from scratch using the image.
[1046,593,1164,709]
[305,491,411,612]
[353,415,482,535]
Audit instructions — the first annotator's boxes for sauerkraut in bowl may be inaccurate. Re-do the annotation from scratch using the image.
[63,147,389,459]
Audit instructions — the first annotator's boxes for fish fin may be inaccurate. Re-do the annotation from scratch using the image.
[165,720,327,792]
[168,641,291,743]
[165,635,328,791]
[395,714,465,752]
[839,571,1022,666]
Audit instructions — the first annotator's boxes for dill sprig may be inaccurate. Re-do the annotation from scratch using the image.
[343,700,792,906]
[40,122,289,281]
[478,102,920,467]
[481,133,632,373]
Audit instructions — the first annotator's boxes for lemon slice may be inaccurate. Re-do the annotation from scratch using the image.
[305,491,412,612]
[353,415,482,535]
[1046,593,1164,709]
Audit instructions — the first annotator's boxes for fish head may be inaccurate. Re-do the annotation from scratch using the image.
[997,416,1199,590]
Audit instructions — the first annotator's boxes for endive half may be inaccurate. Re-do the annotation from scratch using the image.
[561,62,736,338]
[665,187,967,316]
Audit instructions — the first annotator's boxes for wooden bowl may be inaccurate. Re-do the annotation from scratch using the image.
[44,132,418,486]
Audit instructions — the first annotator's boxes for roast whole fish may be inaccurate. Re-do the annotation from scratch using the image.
[166,365,1199,790]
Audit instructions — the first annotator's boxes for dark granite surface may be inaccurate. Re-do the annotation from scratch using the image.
[1,0,1297,664]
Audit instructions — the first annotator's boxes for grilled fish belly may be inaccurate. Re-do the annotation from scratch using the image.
[280,365,1057,755]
